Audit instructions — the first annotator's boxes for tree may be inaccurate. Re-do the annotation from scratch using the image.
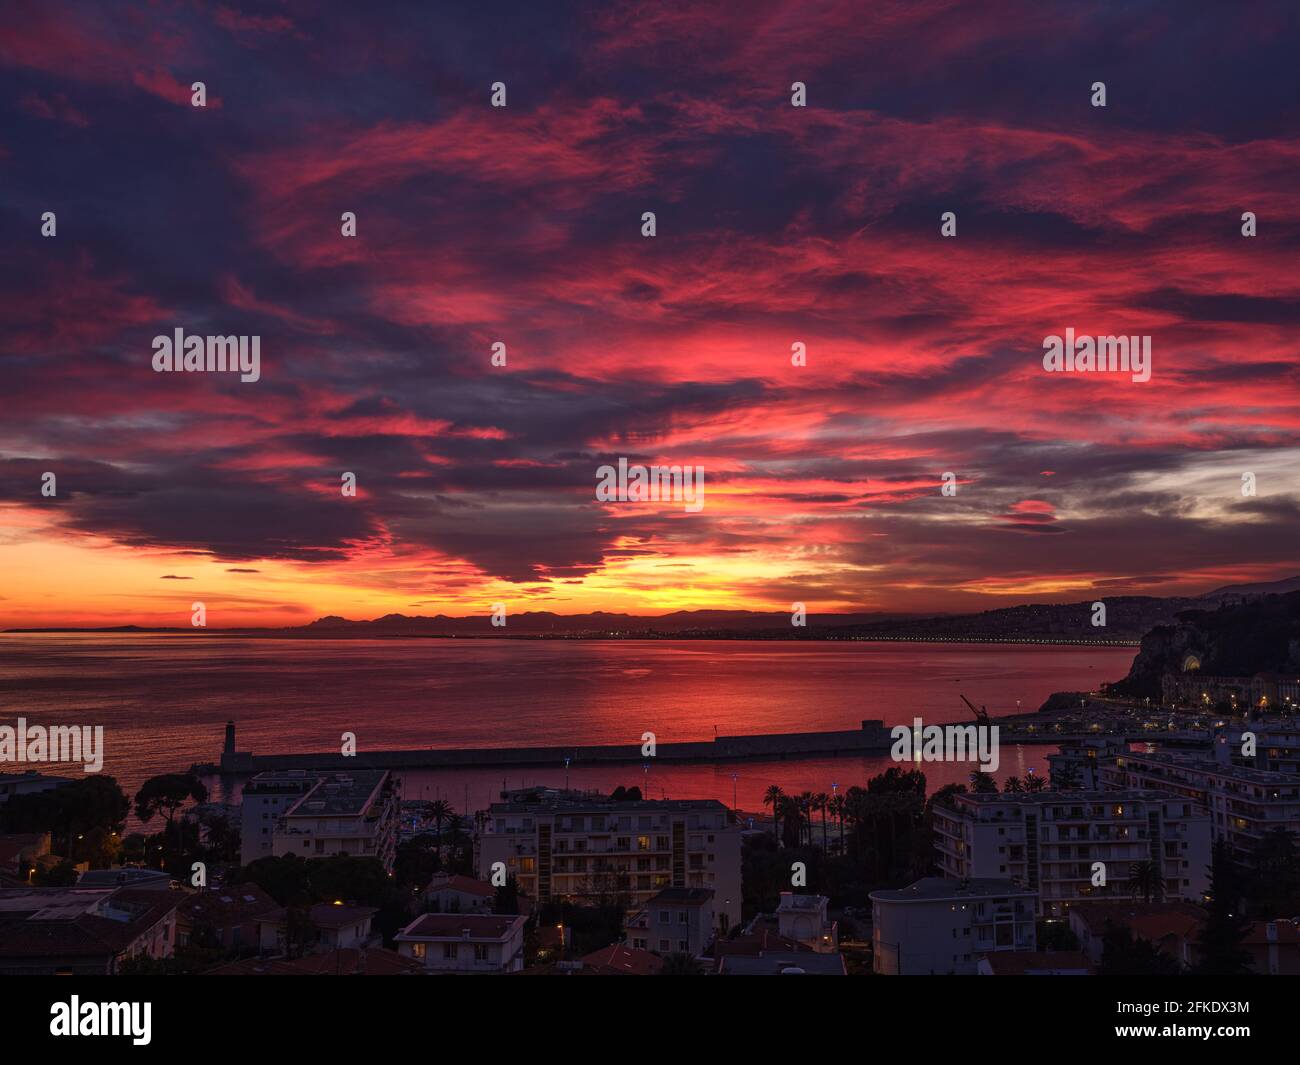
[1052,759,1084,790]
[1023,771,1047,793]
[814,792,830,852]
[763,786,785,844]
[423,799,453,850]
[1129,859,1162,904]
[0,776,129,865]
[1193,840,1253,975]
[133,773,207,852]
[969,770,998,794]
[493,874,521,915]
[1249,827,1300,916]
[1098,925,1181,975]
[659,951,704,975]
[1003,776,1024,793]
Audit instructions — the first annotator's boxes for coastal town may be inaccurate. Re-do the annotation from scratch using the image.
[4,593,1300,979]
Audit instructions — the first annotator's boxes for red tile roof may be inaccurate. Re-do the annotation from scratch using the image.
[398,913,522,941]
[982,951,1093,975]
[203,947,425,976]
[425,875,496,898]
[580,944,664,975]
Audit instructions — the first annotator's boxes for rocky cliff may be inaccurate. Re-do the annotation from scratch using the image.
[1105,591,1300,700]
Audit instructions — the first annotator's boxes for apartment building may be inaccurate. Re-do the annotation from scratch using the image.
[239,769,319,867]
[932,790,1210,915]
[1046,736,1127,789]
[1102,749,1300,864]
[626,887,714,957]
[269,770,400,873]
[870,877,1037,975]
[395,913,527,974]
[479,796,742,931]
[0,886,178,975]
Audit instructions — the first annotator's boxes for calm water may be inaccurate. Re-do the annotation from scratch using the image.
[0,634,1133,814]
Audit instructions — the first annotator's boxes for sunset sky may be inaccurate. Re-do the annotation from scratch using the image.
[1,1,1298,628]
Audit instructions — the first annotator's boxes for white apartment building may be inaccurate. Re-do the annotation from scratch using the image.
[269,770,400,873]
[870,878,1037,975]
[1102,749,1300,864]
[626,887,714,957]
[479,797,742,931]
[775,892,838,953]
[239,769,318,866]
[932,790,1210,915]
[394,913,527,974]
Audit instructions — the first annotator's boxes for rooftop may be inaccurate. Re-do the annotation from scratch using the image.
[284,771,390,818]
[489,798,729,816]
[980,950,1093,975]
[396,913,524,942]
[645,887,713,906]
[870,877,1036,903]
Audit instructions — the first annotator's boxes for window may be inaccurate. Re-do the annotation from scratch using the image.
[474,945,489,962]
[443,943,457,959]
[659,939,670,952]
[412,942,426,959]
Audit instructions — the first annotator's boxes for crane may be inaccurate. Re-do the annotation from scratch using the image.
[960,694,991,726]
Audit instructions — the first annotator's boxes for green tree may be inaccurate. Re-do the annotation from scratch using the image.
[763,785,785,845]
[493,874,521,915]
[969,770,999,794]
[133,773,207,851]
[659,951,704,975]
[1130,859,1163,904]
[1099,925,1181,975]
[1193,840,1253,975]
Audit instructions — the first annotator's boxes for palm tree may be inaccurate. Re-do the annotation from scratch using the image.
[828,795,846,853]
[814,792,830,851]
[1023,772,1047,793]
[424,799,453,849]
[763,786,785,844]
[1130,859,1162,904]
[798,792,816,846]
[1003,776,1024,793]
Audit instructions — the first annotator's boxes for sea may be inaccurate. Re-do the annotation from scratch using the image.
[0,634,1135,820]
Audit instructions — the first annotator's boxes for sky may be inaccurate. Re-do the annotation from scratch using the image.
[1,0,1298,628]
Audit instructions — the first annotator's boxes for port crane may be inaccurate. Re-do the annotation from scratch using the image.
[959,694,991,726]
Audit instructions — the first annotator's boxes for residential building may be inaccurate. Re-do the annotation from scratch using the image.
[1245,920,1300,976]
[1047,736,1127,789]
[0,886,177,975]
[1101,750,1300,865]
[718,951,846,975]
[1069,901,1207,970]
[423,873,496,914]
[204,946,426,975]
[976,951,1092,975]
[270,770,400,873]
[0,770,72,805]
[626,887,714,956]
[175,883,279,952]
[254,902,377,954]
[775,892,838,953]
[238,769,318,866]
[76,868,173,891]
[932,790,1211,914]
[478,796,742,931]
[870,877,1037,975]
[394,913,527,973]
